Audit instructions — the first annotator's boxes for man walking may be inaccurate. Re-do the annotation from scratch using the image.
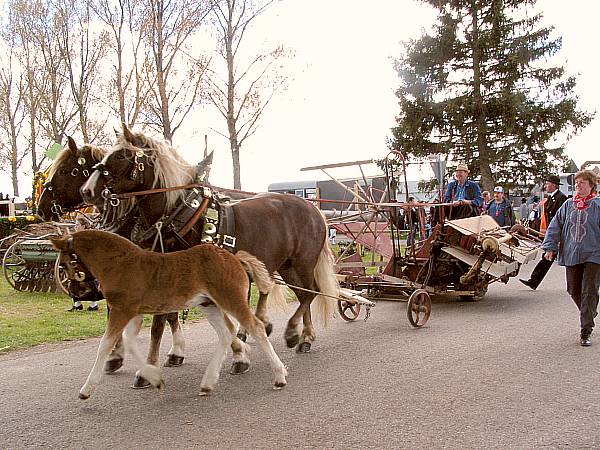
[540,170,600,346]
[520,174,568,289]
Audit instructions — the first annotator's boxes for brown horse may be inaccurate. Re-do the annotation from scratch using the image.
[50,230,288,399]
[81,124,339,355]
[36,138,186,379]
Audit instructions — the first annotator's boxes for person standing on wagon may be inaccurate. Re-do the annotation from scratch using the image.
[540,170,600,346]
[520,174,568,289]
[443,163,483,219]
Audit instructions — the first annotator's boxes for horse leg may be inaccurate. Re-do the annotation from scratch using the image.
[229,330,251,375]
[79,312,132,400]
[164,312,185,367]
[132,313,168,388]
[104,307,125,373]
[236,285,252,342]
[297,298,316,353]
[124,315,165,390]
[239,311,287,390]
[284,301,309,349]
[254,291,273,336]
[198,304,236,395]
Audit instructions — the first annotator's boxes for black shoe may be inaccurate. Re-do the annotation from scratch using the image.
[87,305,99,311]
[519,279,537,290]
[67,305,83,312]
[580,335,592,346]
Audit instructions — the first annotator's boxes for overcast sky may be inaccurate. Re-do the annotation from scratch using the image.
[2,0,599,198]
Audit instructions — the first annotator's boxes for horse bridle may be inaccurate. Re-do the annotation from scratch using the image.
[43,155,93,216]
[91,150,148,207]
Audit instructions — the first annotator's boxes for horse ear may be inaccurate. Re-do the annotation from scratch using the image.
[122,122,135,144]
[196,151,213,182]
[49,235,73,252]
[66,136,78,155]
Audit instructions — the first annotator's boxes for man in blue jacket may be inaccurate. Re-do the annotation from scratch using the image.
[443,163,483,219]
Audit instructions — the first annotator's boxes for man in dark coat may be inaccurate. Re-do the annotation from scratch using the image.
[520,174,568,290]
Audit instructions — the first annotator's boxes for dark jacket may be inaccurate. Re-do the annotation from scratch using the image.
[544,190,567,223]
[486,199,515,227]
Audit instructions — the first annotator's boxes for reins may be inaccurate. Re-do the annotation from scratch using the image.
[112,183,209,199]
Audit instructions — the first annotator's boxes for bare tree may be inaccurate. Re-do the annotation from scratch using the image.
[55,0,111,144]
[140,0,212,141]
[207,0,291,190]
[0,47,26,196]
[92,0,151,127]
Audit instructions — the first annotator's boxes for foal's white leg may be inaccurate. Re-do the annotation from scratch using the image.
[79,315,130,400]
[247,327,288,390]
[198,305,235,395]
[123,316,165,390]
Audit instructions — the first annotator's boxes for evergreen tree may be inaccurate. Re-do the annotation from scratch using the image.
[390,0,593,191]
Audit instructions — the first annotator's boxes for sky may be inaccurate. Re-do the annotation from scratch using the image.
[2,0,599,199]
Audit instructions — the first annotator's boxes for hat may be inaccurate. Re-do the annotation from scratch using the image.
[493,186,504,193]
[455,163,469,173]
[544,175,562,186]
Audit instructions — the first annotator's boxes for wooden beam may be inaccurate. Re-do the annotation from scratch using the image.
[300,159,375,171]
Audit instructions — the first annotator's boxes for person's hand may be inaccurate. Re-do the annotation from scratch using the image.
[544,251,556,260]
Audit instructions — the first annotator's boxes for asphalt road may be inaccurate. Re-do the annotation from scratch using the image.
[1,260,600,450]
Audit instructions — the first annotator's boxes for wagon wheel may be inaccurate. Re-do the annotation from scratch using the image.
[337,299,361,322]
[54,257,70,295]
[2,241,29,291]
[407,289,431,327]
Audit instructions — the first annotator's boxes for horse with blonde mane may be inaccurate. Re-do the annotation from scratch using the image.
[81,124,339,359]
[36,137,186,382]
[50,230,288,399]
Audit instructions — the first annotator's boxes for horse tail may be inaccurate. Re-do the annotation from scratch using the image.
[312,215,340,328]
[236,250,273,293]
[235,251,288,311]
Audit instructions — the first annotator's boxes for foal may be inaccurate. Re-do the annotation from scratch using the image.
[50,230,288,399]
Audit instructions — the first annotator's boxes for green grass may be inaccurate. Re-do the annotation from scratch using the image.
[0,276,262,355]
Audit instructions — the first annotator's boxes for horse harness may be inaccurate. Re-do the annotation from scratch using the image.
[112,185,237,254]
[44,155,94,216]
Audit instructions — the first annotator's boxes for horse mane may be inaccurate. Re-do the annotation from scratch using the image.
[113,130,196,210]
[47,144,107,181]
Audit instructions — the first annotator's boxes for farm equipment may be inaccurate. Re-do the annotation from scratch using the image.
[303,155,542,328]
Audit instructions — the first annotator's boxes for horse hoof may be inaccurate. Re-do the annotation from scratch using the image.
[78,392,90,400]
[296,342,311,353]
[273,382,287,390]
[230,361,250,375]
[264,323,273,336]
[132,375,152,389]
[199,387,212,396]
[285,334,299,348]
[236,333,247,343]
[156,379,165,391]
[104,358,123,373]
[164,355,184,367]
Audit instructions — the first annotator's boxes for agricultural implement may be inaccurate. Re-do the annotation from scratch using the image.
[303,155,542,328]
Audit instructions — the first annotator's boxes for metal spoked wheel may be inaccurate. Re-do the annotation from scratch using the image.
[337,299,362,321]
[407,289,431,327]
[2,241,29,291]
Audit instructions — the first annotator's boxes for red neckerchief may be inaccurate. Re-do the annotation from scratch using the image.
[573,193,594,210]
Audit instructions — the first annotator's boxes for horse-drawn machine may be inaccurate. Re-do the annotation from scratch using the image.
[305,155,542,328]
